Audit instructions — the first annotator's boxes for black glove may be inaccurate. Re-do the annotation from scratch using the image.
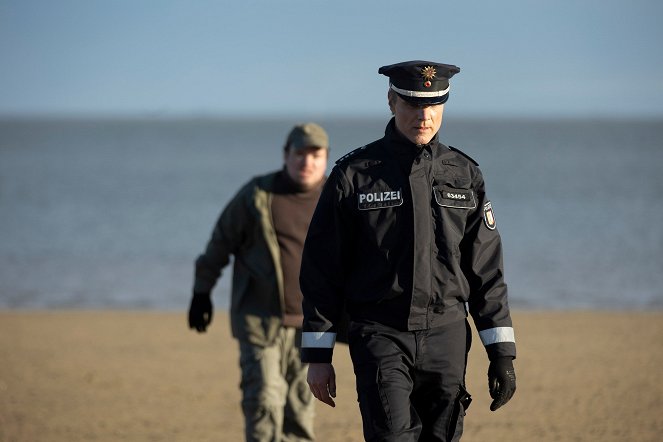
[488,357,516,411]
[188,292,213,333]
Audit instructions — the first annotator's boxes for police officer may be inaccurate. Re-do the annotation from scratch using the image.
[300,61,516,441]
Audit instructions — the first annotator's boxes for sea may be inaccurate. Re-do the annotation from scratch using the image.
[1,116,662,311]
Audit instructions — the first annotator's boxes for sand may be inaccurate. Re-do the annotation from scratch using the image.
[1,310,662,441]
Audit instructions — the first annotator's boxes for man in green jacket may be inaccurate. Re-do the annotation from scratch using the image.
[188,123,329,442]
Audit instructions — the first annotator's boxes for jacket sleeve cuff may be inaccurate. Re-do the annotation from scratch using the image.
[485,342,517,361]
[301,348,334,363]
[479,326,516,360]
[300,331,336,363]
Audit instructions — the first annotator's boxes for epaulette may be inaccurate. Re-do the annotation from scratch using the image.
[335,145,368,165]
[448,145,479,166]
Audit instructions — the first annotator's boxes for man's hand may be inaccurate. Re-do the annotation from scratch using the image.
[488,357,516,411]
[307,362,337,407]
[188,292,213,332]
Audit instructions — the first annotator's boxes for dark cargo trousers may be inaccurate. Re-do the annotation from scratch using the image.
[348,319,472,442]
[239,327,315,442]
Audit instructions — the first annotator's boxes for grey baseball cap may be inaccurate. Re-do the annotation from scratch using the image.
[285,122,329,150]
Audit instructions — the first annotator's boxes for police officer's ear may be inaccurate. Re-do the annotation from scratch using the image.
[283,144,291,161]
[387,89,397,115]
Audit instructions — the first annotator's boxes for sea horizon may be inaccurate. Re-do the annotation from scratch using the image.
[1,116,662,310]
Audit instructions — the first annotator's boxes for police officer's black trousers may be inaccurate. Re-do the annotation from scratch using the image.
[348,318,471,442]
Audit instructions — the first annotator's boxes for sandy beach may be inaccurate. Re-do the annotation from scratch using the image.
[1,310,661,441]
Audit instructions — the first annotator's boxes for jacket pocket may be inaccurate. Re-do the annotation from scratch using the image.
[432,184,474,241]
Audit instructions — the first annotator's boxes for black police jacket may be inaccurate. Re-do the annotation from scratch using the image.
[300,119,516,363]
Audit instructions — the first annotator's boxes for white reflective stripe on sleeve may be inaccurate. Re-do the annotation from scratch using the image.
[479,327,515,346]
[301,331,337,348]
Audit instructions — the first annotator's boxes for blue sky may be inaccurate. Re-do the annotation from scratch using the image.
[1,0,662,118]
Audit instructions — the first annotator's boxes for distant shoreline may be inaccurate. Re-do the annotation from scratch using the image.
[2,118,662,311]
[2,114,663,123]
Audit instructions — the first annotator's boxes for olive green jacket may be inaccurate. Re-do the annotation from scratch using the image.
[194,171,285,346]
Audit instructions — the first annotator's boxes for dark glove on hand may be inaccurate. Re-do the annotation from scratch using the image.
[488,357,516,411]
[188,292,213,333]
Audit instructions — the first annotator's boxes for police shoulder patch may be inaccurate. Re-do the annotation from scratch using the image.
[483,201,497,230]
[448,145,479,166]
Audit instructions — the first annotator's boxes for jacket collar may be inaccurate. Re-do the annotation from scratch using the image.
[384,117,441,154]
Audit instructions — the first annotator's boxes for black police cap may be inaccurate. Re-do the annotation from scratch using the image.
[379,60,460,105]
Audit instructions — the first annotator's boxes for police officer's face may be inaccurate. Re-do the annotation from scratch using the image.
[284,146,328,190]
[391,95,445,145]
